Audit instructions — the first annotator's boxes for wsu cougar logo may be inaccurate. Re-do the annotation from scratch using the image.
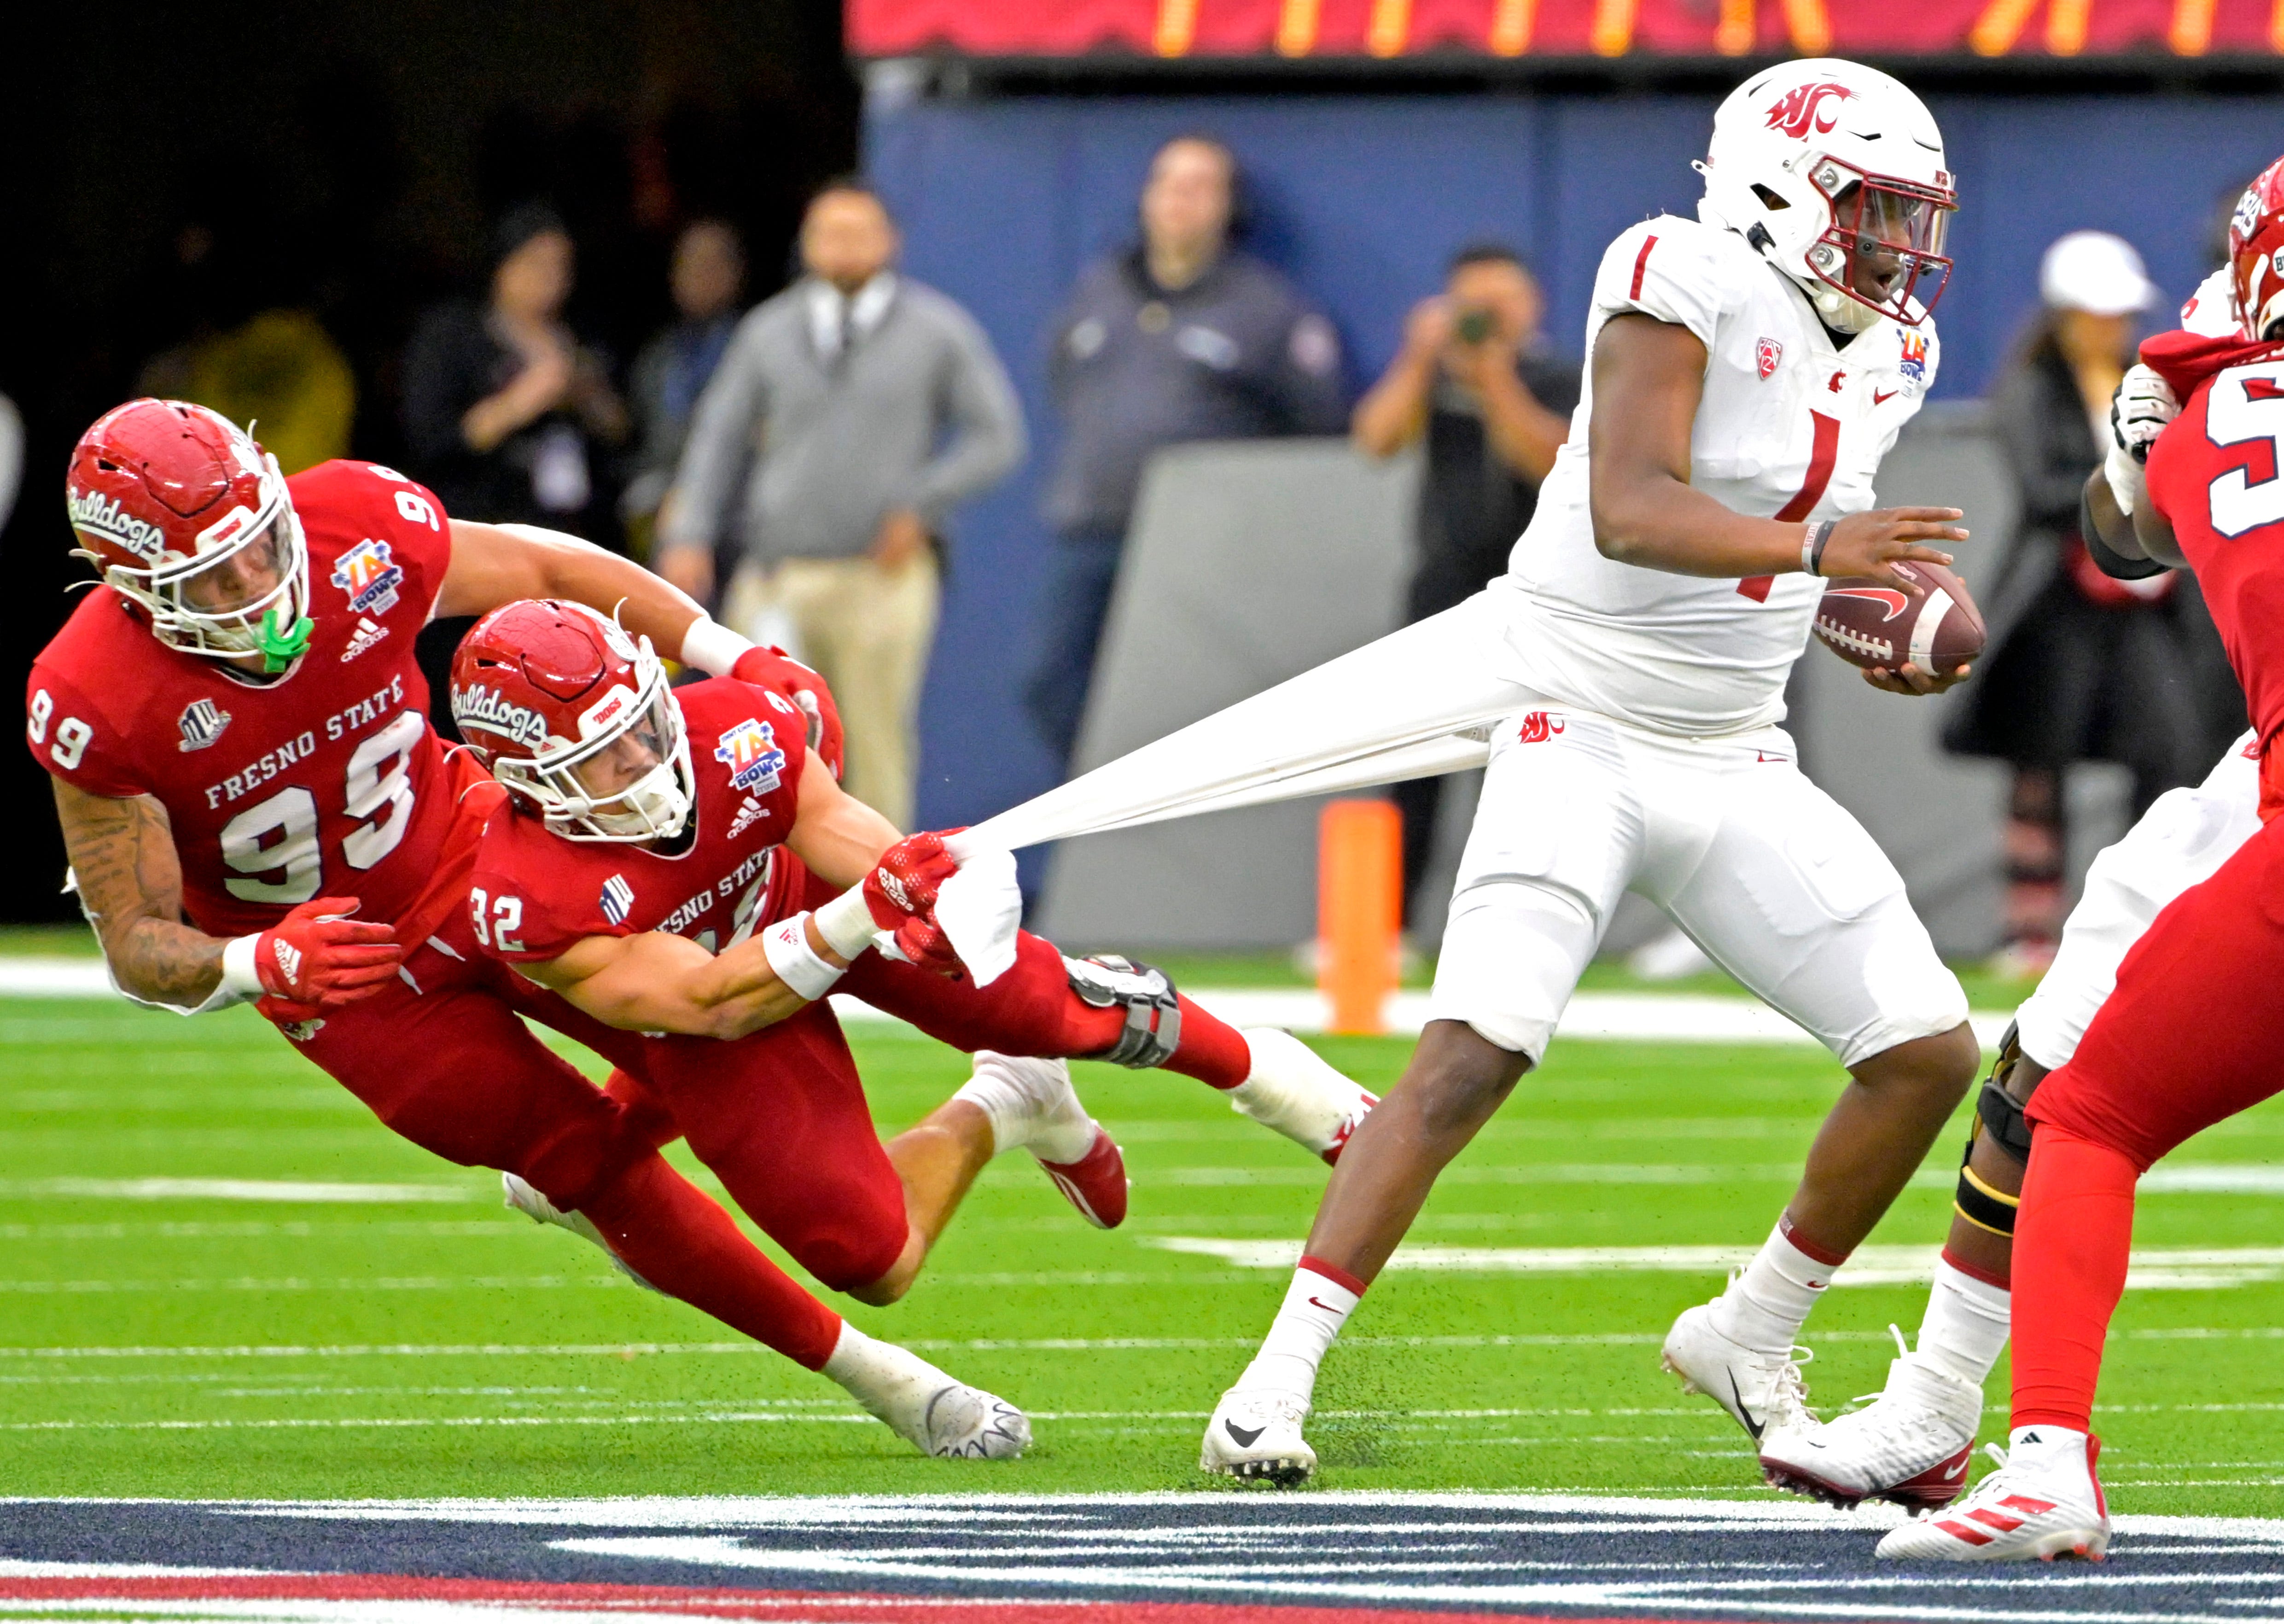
[1515,711,1566,744]
[1763,82,1854,140]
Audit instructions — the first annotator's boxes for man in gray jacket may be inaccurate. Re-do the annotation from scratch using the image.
[659,181,1024,829]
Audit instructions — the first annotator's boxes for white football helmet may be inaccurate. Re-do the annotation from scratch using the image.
[1696,58,1957,334]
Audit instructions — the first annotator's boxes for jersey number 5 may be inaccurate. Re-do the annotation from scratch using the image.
[2204,366,2284,538]
[217,711,425,903]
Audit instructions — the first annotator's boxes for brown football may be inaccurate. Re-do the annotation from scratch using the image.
[1812,559,1986,675]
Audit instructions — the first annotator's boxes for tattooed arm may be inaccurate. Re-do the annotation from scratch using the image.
[51,779,230,1008]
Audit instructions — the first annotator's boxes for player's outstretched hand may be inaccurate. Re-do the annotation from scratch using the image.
[253,897,403,1018]
[1863,659,1973,697]
[862,831,965,970]
[729,645,845,778]
[1818,507,1968,588]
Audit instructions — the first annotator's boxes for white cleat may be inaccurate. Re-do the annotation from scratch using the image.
[1876,1432,2110,1562]
[960,1051,1129,1228]
[1661,1300,1818,1448]
[825,1324,1032,1461]
[501,1171,662,1293]
[1229,1029,1377,1164]
[915,1382,1034,1460]
[1760,1331,1980,1509]
[1200,1386,1317,1486]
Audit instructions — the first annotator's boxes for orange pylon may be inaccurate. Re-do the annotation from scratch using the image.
[1319,799,1402,1035]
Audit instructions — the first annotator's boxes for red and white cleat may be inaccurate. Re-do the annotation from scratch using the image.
[957,1051,1129,1229]
[1761,1331,1980,1509]
[1037,1125,1129,1229]
[1876,1430,2110,1562]
[1229,1029,1378,1165]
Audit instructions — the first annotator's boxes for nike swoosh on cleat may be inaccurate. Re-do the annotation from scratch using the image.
[1727,1373,1765,1442]
[1225,1421,1266,1447]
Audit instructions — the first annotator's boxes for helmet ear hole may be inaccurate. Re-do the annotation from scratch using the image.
[1750,185,1790,210]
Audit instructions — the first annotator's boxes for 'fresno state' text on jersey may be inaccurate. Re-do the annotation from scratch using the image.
[467,678,811,963]
[25,461,464,939]
[2147,352,2284,781]
[1496,214,1939,736]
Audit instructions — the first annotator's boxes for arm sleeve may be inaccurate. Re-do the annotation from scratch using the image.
[902,306,1027,526]
[25,663,143,799]
[2081,489,2170,580]
[661,320,769,553]
[1590,221,1730,354]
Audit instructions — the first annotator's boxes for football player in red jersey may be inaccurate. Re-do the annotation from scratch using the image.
[28,399,1050,1459]
[1877,157,2284,1561]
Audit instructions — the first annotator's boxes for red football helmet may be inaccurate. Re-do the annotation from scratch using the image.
[65,399,312,670]
[2228,155,2284,343]
[450,599,694,843]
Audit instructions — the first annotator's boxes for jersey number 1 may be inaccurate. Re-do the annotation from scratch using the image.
[1740,410,1841,602]
[218,711,425,903]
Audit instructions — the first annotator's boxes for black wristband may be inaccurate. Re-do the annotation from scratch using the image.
[1802,519,1835,578]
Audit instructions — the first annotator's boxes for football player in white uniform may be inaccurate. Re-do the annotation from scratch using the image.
[1762,265,2266,1511]
[1200,58,1987,1487]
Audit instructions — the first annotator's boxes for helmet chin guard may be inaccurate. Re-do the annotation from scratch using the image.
[1696,58,1957,332]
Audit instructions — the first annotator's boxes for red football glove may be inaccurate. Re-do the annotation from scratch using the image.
[731,646,845,780]
[251,897,402,1021]
[861,831,965,971]
[881,915,963,977]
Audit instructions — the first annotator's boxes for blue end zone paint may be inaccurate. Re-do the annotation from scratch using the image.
[6,1492,2283,1618]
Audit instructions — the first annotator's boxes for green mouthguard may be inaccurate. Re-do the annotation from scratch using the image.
[258,606,315,673]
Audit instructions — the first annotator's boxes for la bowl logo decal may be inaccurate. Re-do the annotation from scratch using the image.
[713,718,786,794]
[1764,82,1855,140]
[331,538,404,616]
[1899,331,1929,384]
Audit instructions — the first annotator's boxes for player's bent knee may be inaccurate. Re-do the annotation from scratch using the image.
[843,1226,927,1306]
[1404,1020,1534,1135]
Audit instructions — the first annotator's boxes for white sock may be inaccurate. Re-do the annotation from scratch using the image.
[822,1322,953,1448]
[952,1052,1095,1164]
[1710,1221,1840,1356]
[2008,1422,2091,1474]
[1234,1261,1361,1403]
[1916,1257,2011,1385]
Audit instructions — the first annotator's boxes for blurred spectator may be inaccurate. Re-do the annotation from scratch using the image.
[0,388,20,535]
[1029,134,1346,773]
[658,181,1023,830]
[399,203,628,534]
[142,310,355,475]
[1942,230,2244,977]
[622,219,746,563]
[1352,242,1579,927]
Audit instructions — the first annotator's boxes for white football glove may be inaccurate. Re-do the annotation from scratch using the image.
[2110,363,2178,464]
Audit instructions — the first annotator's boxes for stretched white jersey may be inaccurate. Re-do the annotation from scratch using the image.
[1495,213,1940,737]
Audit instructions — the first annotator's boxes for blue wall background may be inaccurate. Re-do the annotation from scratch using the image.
[868,92,2284,850]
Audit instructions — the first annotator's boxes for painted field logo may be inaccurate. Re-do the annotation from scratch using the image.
[712,718,786,795]
[1899,331,1929,384]
[331,539,404,616]
[1516,710,1566,744]
[1763,81,1854,140]
[1756,338,1783,380]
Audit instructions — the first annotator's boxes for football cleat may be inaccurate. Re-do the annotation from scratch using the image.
[1876,1433,2110,1562]
[1661,1300,1818,1447]
[1760,1330,1980,1509]
[500,1171,661,1293]
[960,1051,1128,1228]
[917,1382,1034,1460]
[1200,1387,1317,1486]
[1229,1029,1378,1165]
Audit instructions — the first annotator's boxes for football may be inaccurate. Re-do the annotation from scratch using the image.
[1812,559,1986,675]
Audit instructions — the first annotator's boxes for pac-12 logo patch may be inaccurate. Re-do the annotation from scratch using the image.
[1756,338,1783,380]
[331,538,404,616]
[176,698,231,752]
[1898,332,1929,384]
[712,719,786,794]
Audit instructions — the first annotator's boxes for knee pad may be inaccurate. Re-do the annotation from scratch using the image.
[1064,954,1182,1068]
[1953,1021,2034,1236]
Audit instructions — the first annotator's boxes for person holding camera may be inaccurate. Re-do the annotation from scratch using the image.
[1353,242,1580,927]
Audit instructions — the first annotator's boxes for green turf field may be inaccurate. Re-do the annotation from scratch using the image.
[4,983,2282,1514]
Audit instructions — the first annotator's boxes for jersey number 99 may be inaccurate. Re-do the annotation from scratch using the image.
[217,711,425,903]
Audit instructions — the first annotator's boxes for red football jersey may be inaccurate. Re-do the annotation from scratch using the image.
[2147,354,2284,778]
[468,676,812,963]
[27,460,469,939]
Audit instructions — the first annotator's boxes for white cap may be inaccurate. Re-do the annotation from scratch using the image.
[2040,230,2157,316]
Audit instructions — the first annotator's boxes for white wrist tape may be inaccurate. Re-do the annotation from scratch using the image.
[193,934,266,1013]
[813,885,883,961]
[760,913,845,1001]
[2104,441,2145,518]
[678,616,754,678]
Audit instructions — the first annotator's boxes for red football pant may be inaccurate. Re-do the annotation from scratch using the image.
[282,924,841,1369]
[2016,816,2284,1432]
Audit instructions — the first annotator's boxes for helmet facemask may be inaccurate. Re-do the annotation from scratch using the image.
[76,450,315,673]
[1798,162,1953,333]
[488,637,697,844]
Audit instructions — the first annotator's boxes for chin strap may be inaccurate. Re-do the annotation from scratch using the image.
[258,605,315,672]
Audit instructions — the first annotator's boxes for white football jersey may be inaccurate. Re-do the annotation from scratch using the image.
[2180,266,2237,337]
[1492,213,1940,736]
